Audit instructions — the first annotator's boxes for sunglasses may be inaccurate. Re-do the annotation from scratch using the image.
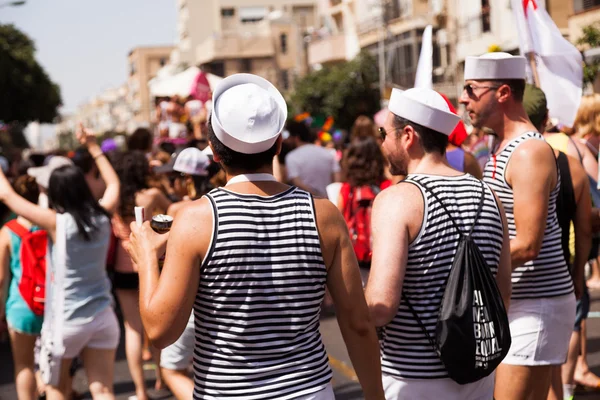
[463,84,500,97]
[378,127,402,140]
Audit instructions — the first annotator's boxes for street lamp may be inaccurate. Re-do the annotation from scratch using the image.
[0,1,26,8]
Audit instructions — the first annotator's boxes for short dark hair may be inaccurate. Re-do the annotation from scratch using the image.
[493,79,526,102]
[286,120,314,143]
[207,119,278,172]
[393,115,448,155]
[127,128,153,152]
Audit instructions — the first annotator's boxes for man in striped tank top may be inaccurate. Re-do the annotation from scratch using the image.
[365,87,512,399]
[460,52,577,400]
[126,73,385,400]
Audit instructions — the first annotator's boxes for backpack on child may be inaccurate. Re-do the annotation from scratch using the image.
[6,220,48,316]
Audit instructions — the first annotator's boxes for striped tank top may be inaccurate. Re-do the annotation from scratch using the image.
[381,174,504,379]
[483,131,574,299]
[193,186,332,399]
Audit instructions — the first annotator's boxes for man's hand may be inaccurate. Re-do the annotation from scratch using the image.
[128,221,169,268]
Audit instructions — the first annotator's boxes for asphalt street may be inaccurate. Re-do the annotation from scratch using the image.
[3,295,600,399]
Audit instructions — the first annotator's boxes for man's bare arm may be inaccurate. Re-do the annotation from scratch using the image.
[506,140,556,268]
[365,183,422,326]
[571,158,592,299]
[128,199,212,348]
[314,198,384,400]
[493,191,512,310]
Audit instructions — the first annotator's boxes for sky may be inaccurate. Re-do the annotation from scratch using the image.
[1,0,177,148]
[1,0,177,113]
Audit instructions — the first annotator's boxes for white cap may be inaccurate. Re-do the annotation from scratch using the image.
[464,52,527,80]
[202,146,213,157]
[173,147,210,176]
[388,88,460,136]
[210,73,287,154]
[27,156,74,189]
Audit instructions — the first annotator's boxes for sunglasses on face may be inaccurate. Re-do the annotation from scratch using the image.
[463,84,500,97]
[378,127,402,140]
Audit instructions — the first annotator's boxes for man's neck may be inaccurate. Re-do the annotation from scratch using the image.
[488,104,538,142]
[407,152,460,176]
[225,165,274,183]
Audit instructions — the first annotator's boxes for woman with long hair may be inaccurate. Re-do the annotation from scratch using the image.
[0,175,44,400]
[0,126,120,400]
[336,137,391,284]
[111,150,171,400]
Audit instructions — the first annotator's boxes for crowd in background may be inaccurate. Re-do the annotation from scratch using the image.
[2,80,600,400]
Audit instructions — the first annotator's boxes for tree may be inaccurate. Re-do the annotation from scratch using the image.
[577,24,600,86]
[290,51,380,131]
[0,24,62,124]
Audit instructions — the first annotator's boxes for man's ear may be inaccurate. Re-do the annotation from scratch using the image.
[403,125,418,150]
[275,135,283,156]
[496,84,511,104]
[209,142,220,162]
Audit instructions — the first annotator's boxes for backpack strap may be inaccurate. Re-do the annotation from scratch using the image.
[5,220,30,239]
[401,291,439,355]
[419,179,486,237]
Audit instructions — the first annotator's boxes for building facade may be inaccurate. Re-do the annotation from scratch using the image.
[175,0,317,91]
[128,46,174,123]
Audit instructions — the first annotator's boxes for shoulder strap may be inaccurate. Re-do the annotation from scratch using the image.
[401,291,439,354]
[418,179,486,237]
[566,136,584,163]
[6,220,30,238]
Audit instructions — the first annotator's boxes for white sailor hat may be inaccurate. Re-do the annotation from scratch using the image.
[388,87,460,136]
[210,73,287,154]
[464,52,527,80]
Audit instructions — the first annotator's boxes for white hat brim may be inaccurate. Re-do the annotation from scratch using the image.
[211,73,287,154]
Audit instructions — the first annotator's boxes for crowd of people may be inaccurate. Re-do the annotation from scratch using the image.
[1,52,600,400]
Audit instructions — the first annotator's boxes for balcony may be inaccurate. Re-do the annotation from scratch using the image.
[196,33,275,64]
[308,34,347,66]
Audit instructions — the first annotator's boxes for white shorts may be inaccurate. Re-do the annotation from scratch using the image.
[161,312,195,370]
[40,306,119,385]
[59,306,120,359]
[382,373,494,400]
[503,294,576,366]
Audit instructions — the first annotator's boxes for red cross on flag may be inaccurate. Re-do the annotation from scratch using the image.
[511,0,583,127]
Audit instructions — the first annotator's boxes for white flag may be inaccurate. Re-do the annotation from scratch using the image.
[511,0,583,127]
[414,25,433,90]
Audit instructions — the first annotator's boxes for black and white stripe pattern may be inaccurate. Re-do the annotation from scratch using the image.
[483,132,573,300]
[192,187,332,400]
[381,174,504,380]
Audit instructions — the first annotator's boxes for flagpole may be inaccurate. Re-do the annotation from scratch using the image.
[527,52,541,88]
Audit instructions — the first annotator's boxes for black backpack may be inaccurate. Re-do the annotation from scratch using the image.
[402,180,511,385]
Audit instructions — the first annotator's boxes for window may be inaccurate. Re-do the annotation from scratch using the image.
[481,0,491,33]
[205,62,225,78]
[129,61,136,76]
[240,6,267,23]
[280,34,288,54]
[575,0,600,12]
[159,57,167,67]
[221,8,235,17]
[281,70,290,91]
[240,59,252,72]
